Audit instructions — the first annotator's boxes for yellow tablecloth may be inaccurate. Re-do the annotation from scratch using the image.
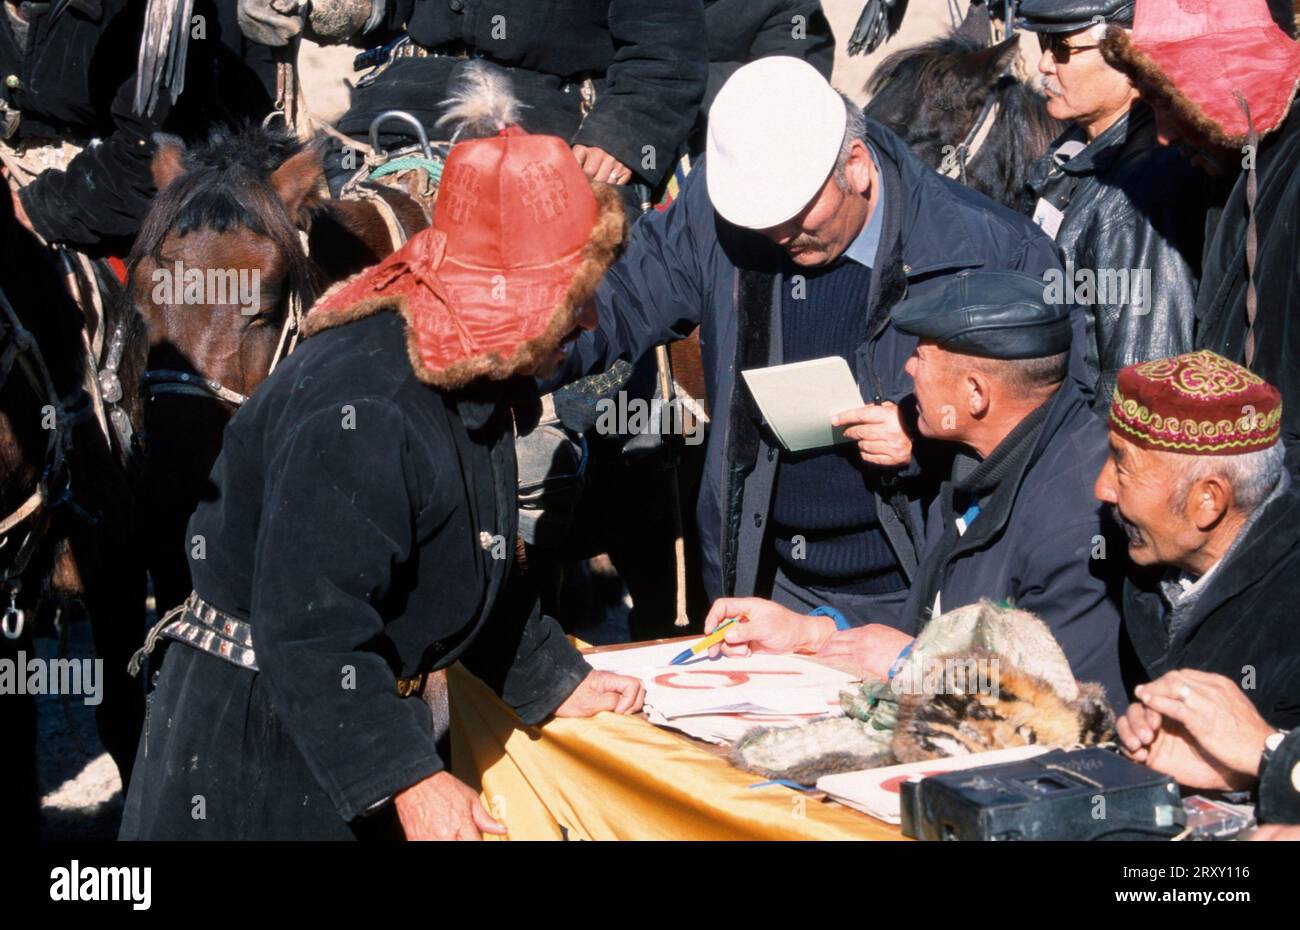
[448,663,904,841]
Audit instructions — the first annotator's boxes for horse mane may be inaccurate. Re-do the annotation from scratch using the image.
[127,125,322,308]
[967,76,1063,213]
[865,32,1064,213]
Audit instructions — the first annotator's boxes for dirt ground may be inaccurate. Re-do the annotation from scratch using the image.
[35,0,996,841]
[34,619,124,841]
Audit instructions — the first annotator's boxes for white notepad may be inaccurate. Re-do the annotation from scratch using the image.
[740,356,866,452]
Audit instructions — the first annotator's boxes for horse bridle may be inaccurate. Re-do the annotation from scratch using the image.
[116,230,312,417]
[0,284,94,639]
[940,90,1002,184]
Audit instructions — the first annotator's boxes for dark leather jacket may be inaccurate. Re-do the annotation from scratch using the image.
[1027,102,1207,410]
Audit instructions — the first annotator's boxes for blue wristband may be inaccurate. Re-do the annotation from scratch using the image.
[808,605,851,631]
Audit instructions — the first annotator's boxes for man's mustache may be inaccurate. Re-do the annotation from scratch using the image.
[1111,505,1145,545]
[786,234,830,253]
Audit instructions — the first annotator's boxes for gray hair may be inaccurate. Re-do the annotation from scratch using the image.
[833,93,868,190]
[1168,441,1286,516]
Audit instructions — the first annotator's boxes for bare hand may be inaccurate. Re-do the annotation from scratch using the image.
[554,669,645,717]
[1116,671,1271,792]
[393,770,506,841]
[236,0,304,46]
[817,623,913,680]
[572,145,633,185]
[1132,670,1275,781]
[833,402,912,467]
[702,597,834,658]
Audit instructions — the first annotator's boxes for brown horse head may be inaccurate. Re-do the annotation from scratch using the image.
[125,127,328,610]
[129,127,325,404]
[125,126,430,612]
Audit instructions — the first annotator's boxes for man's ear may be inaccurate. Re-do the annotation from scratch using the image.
[843,138,874,196]
[966,369,992,419]
[1190,473,1233,531]
[151,133,187,191]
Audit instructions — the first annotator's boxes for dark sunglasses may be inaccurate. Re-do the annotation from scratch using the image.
[1038,33,1101,64]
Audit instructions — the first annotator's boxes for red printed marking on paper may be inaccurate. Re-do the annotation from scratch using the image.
[652,670,802,690]
[879,773,944,795]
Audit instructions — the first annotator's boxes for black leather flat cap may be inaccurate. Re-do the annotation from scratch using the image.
[891,270,1072,360]
[1017,0,1135,33]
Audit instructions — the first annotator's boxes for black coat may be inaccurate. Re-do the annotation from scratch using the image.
[901,378,1128,709]
[1121,482,1300,730]
[1194,102,1300,477]
[1026,103,1208,410]
[2,0,275,249]
[550,118,1074,601]
[120,311,590,838]
[700,0,833,114]
[366,0,707,188]
[1259,728,1300,825]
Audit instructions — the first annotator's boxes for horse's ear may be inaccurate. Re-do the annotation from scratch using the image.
[151,133,187,191]
[954,34,1021,87]
[269,138,327,218]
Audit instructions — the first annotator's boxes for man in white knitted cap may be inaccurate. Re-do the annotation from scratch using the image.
[550,56,1078,632]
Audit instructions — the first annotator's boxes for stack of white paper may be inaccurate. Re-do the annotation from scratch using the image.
[584,642,858,745]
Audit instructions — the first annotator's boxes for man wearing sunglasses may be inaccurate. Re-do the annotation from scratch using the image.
[1020,0,1210,411]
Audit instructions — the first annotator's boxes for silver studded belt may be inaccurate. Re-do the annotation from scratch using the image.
[160,592,259,671]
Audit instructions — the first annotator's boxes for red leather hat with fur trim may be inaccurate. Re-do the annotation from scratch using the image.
[304,66,625,389]
[1109,350,1282,455]
[1102,0,1300,146]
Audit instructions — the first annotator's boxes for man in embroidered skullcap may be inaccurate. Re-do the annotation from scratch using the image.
[1102,0,1300,475]
[119,68,643,840]
[1095,350,1300,731]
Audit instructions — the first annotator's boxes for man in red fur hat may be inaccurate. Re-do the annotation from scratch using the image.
[119,99,640,840]
[1102,0,1300,475]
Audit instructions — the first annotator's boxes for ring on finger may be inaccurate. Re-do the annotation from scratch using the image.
[1177,683,1191,702]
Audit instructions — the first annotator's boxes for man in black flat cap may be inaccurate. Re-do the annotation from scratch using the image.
[704,270,1128,709]
[1019,0,1210,409]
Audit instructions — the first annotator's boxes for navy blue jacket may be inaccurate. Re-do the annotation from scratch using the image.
[553,118,1076,601]
[1122,482,1300,731]
[903,379,1128,710]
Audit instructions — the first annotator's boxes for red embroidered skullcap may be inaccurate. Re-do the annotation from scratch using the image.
[1109,350,1282,455]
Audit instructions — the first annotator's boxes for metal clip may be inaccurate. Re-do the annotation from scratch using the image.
[2,584,25,640]
[369,110,435,162]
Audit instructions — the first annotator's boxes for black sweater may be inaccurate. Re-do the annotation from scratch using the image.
[769,258,905,593]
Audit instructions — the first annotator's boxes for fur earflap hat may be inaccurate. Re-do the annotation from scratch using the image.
[305,64,626,388]
[1101,0,1300,147]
